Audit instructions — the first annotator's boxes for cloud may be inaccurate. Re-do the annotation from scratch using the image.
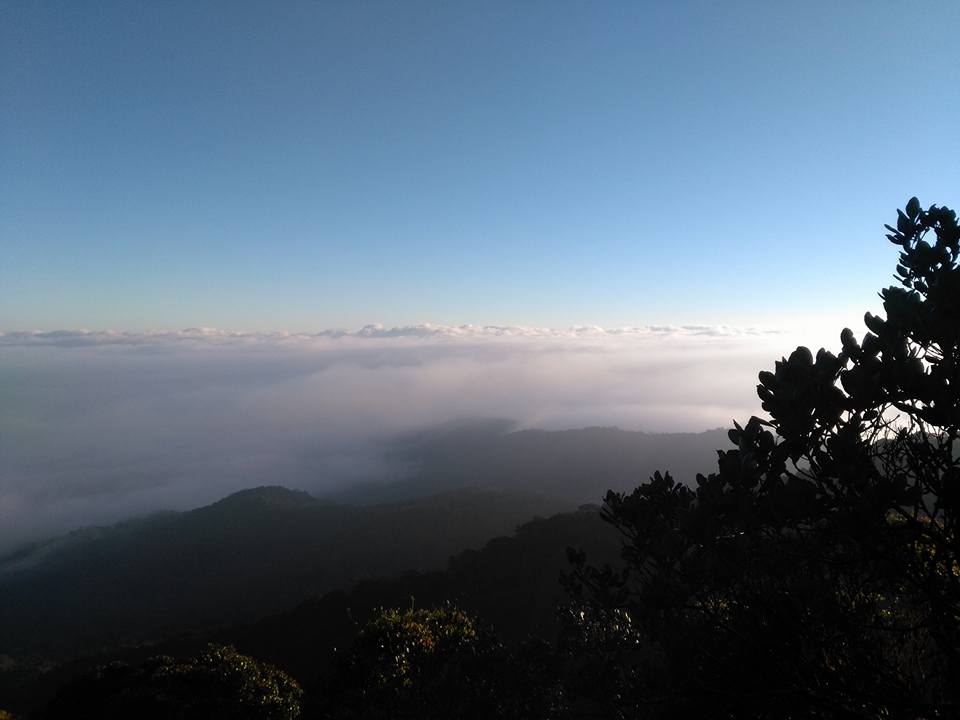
[0,323,781,347]
[0,324,792,552]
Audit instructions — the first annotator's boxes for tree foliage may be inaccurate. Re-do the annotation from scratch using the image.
[311,605,564,719]
[44,644,302,720]
[567,199,960,718]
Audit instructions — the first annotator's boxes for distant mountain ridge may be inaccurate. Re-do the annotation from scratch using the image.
[207,486,318,509]
[336,423,729,504]
[0,424,733,663]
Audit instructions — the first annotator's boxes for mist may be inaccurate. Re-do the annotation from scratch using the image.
[0,324,790,552]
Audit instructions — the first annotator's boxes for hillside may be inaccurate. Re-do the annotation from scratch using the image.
[208,503,622,683]
[0,505,622,715]
[0,425,733,663]
[337,423,729,504]
[0,486,567,659]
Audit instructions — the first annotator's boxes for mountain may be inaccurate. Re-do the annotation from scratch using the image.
[0,505,623,716]
[208,503,623,684]
[336,423,730,504]
[0,486,568,659]
[0,424,735,714]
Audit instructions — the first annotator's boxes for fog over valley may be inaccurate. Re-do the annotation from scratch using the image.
[0,324,790,552]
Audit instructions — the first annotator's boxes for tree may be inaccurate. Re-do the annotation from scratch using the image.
[566,199,960,718]
[311,605,564,719]
[45,644,303,720]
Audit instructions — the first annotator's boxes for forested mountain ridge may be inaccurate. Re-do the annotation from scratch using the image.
[205,502,622,683]
[0,425,732,662]
[0,486,568,658]
[0,504,622,716]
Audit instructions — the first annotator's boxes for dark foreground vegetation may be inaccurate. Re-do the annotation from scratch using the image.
[2,199,958,718]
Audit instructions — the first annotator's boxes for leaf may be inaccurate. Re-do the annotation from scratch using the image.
[897,210,912,234]
[906,196,921,219]
[789,346,814,367]
[864,312,885,335]
[840,327,857,349]
[861,332,881,357]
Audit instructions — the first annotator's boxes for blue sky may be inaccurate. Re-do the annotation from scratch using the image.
[3,1,958,332]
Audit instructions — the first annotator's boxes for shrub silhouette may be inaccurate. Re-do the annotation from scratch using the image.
[566,198,960,718]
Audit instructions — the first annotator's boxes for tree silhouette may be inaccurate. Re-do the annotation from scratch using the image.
[566,199,960,718]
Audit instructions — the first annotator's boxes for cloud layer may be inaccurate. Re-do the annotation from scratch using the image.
[0,325,791,552]
[0,323,781,347]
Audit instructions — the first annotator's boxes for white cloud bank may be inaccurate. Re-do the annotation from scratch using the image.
[0,324,798,552]
[0,323,781,346]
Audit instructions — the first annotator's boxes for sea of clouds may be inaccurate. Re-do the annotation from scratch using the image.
[0,324,794,552]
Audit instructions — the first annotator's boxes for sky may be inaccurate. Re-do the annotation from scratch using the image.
[1,2,959,544]
[3,1,958,332]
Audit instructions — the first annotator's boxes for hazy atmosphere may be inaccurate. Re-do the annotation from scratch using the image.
[1,323,791,550]
[4,1,953,547]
